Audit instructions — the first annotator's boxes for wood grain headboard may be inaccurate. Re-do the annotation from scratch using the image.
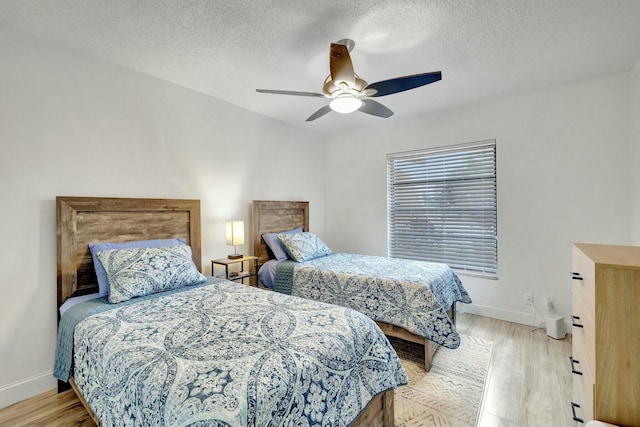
[252,200,309,266]
[56,197,201,310]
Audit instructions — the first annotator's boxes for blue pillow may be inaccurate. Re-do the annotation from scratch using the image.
[262,227,302,261]
[277,232,332,262]
[89,238,186,296]
[97,245,206,303]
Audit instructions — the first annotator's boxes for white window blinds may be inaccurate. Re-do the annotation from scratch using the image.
[387,140,497,277]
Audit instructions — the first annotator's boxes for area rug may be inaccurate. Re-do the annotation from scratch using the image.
[389,334,493,427]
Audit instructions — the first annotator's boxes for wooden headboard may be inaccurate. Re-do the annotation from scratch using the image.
[56,197,202,310]
[252,200,309,266]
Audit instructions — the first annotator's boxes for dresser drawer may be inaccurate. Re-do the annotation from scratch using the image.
[571,283,594,333]
[572,246,595,284]
[571,305,595,377]
[571,359,594,424]
[572,281,594,321]
[572,335,594,425]
[571,329,594,382]
[571,248,595,314]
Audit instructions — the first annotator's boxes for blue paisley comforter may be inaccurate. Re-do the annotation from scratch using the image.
[56,280,407,427]
[275,253,472,349]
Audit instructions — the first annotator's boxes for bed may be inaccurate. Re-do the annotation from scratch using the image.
[252,200,472,372]
[55,196,406,427]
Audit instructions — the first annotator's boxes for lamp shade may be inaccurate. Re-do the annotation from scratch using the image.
[225,221,245,246]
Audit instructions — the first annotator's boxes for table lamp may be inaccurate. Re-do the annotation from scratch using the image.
[226,220,244,259]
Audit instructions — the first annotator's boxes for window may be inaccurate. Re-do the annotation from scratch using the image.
[387,140,497,278]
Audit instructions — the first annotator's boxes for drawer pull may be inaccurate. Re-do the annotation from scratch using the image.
[571,272,583,280]
[569,357,583,375]
[571,402,584,423]
[571,315,584,328]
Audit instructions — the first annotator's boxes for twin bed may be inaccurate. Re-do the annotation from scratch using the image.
[252,200,471,372]
[55,196,470,427]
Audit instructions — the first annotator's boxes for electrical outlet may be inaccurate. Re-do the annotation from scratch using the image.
[544,295,555,311]
[523,292,533,305]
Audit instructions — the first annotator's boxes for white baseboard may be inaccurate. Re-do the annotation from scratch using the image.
[458,303,573,335]
[0,371,56,410]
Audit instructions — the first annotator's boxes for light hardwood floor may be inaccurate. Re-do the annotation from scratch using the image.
[0,313,577,427]
[457,313,577,427]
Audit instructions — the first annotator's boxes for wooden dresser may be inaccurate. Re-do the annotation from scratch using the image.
[570,243,640,426]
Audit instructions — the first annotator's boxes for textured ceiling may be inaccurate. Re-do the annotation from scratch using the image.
[1,0,640,133]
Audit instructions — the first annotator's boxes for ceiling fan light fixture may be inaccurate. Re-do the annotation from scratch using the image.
[329,95,362,114]
[256,39,441,121]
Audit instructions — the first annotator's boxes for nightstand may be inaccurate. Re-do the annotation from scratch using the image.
[211,255,258,286]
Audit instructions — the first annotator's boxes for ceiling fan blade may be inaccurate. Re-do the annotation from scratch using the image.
[365,71,442,97]
[329,43,355,86]
[256,89,325,98]
[358,99,394,118]
[305,105,333,122]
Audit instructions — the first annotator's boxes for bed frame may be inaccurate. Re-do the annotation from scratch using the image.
[252,199,453,372]
[56,196,392,427]
[57,196,203,309]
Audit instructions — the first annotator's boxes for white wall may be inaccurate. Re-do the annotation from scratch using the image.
[0,26,325,408]
[323,71,634,327]
[631,59,640,244]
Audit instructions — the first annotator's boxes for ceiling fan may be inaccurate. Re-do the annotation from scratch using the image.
[256,39,442,122]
